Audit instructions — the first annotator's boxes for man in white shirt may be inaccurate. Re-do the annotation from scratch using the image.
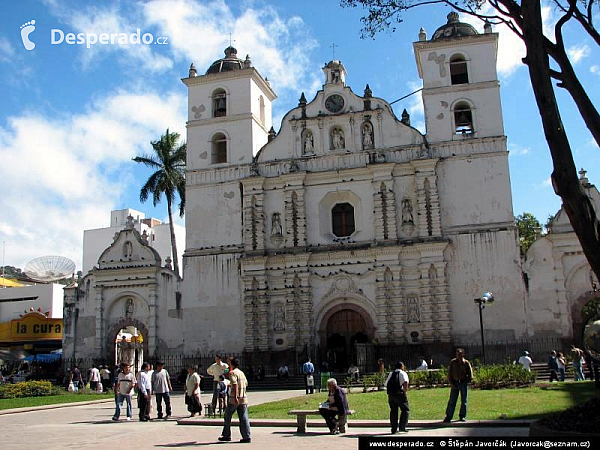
[518,351,533,371]
[152,361,173,420]
[88,364,100,391]
[136,362,152,421]
[207,354,230,413]
[99,365,111,392]
[385,361,410,434]
[112,363,135,421]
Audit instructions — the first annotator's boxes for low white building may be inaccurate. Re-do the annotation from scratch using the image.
[82,208,185,275]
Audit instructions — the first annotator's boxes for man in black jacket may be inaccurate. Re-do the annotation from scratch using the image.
[385,361,410,433]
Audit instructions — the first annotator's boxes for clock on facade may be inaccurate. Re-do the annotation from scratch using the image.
[325,94,345,113]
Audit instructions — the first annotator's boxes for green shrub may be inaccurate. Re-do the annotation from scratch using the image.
[473,364,536,389]
[409,368,448,388]
[0,380,60,399]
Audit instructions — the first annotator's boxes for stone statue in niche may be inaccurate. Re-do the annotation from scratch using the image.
[271,213,283,236]
[123,241,133,258]
[303,131,314,155]
[331,128,345,149]
[274,303,285,331]
[407,295,420,323]
[125,298,134,317]
[402,199,414,224]
[362,122,374,149]
[117,336,134,366]
[141,230,149,245]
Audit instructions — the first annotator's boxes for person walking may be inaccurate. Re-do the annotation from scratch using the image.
[443,348,473,423]
[88,364,100,391]
[385,361,410,434]
[152,361,173,420]
[185,365,203,417]
[302,358,315,395]
[70,365,83,392]
[218,358,251,443]
[518,351,533,371]
[548,351,559,382]
[207,355,229,414]
[99,365,112,392]
[112,363,135,421]
[136,362,152,421]
[319,378,350,434]
[571,346,585,381]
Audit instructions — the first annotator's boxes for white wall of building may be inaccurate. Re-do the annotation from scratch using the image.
[0,283,64,321]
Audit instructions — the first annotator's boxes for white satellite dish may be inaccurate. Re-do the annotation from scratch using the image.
[24,255,76,283]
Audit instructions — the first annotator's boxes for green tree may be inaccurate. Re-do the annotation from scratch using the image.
[133,129,186,278]
[516,212,543,255]
[341,0,600,281]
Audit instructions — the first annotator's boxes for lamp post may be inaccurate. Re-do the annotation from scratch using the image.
[473,292,494,365]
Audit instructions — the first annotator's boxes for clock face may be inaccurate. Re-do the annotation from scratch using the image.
[325,94,345,113]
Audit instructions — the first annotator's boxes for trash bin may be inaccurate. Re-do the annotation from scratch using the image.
[319,371,330,392]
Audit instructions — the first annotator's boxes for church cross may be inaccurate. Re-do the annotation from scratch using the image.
[330,42,338,60]
[229,32,236,47]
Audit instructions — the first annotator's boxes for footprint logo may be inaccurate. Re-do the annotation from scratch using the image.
[20,20,36,50]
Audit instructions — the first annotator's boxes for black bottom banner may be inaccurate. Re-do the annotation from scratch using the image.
[358,436,597,450]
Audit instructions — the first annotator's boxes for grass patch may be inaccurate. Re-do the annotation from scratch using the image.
[249,382,597,420]
[0,391,113,410]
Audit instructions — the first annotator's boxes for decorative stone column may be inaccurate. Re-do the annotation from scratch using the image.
[371,164,398,242]
[95,288,104,357]
[148,288,157,357]
[282,173,307,248]
[412,159,442,238]
[242,177,266,252]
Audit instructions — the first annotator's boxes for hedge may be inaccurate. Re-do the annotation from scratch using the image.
[0,380,61,398]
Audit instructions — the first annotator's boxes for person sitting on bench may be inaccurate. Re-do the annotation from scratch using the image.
[319,378,350,434]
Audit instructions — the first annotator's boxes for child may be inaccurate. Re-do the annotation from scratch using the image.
[217,374,229,414]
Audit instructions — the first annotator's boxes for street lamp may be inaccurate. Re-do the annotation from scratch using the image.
[474,292,494,365]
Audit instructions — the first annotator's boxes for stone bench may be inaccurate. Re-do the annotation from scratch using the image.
[287,409,355,433]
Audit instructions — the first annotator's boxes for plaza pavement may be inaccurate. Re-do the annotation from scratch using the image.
[0,389,529,449]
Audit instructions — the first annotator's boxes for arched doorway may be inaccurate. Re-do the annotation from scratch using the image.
[572,290,600,346]
[321,306,373,372]
[106,319,149,376]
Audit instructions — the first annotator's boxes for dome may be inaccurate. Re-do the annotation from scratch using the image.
[431,12,478,40]
[206,46,245,75]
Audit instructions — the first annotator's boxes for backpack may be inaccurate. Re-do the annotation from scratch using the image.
[386,370,401,395]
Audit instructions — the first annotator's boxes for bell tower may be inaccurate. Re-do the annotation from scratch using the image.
[182,46,277,171]
[413,13,504,144]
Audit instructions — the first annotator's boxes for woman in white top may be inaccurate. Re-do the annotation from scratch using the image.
[185,365,203,417]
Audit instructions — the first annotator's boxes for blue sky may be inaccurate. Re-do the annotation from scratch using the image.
[0,0,598,271]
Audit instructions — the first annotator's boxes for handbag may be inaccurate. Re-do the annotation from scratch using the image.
[307,375,314,386]
[68,382,75,392]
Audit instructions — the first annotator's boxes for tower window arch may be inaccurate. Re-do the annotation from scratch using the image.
[453,101,474,135]
[450,54,469,85]
[211,133,228,164]
[332,203,355,237]
[212,88,227,117]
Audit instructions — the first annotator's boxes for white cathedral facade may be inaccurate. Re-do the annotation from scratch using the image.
[63,14,600,370]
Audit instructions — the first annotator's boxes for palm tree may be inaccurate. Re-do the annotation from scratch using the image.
[133,129,186,278]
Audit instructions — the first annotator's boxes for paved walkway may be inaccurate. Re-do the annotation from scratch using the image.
[0,389,529,450]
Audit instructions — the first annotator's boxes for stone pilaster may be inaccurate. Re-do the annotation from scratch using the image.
[241,177,266,252]
[412,159,441,238]
[282,173,307,248]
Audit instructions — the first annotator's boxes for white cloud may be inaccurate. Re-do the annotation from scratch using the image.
[591,65,600,76]
[508,142,531,157]
[0,36,15,63]
[567,44,590,64]
[541,178,553,188]
[0,91,186,269]
[142,0,319,93]
[45,3,173,72]
[459,5,557,78]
